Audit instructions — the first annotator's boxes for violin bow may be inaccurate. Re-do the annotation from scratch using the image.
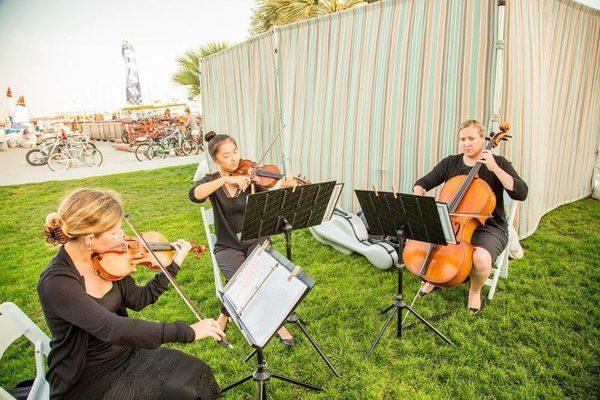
[243,124,286,195]
[251,123,286,180]
[123,212,233,349]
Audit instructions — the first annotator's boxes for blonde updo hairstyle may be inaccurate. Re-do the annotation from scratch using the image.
[457,119,486,138]
[44,188,123,245]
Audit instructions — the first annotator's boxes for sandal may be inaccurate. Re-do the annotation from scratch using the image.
[469,300,486,316]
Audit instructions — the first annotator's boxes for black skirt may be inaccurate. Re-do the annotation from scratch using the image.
[68,347,220,400]
[471,225,509,262]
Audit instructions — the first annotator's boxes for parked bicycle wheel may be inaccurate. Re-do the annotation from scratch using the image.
[146,143,167,160]
[83,148,103,167]
[121,131,129,144]
[26,149,48,166]
[85,142,97,150]
[166,137,179,149]
[165,137,183,155]
[181,139,198,156]
[134,143,150,161]
[48,153,70,172]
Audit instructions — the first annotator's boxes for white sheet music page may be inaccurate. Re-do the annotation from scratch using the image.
[238,267,306,348]
[436,202,457,244]
[223,248,277,315]
[323,182,343,221]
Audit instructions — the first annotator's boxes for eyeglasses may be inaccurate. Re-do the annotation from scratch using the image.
[106,229,126,242]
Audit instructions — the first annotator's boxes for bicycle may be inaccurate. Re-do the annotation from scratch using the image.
[146,124,198,160]
[47,139,103,171]
[134,137,155,161]
[25,137,66,166]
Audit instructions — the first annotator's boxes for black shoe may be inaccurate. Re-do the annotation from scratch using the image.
[469,300,486,316]
[417,285,440,297]
[277,334,295,347]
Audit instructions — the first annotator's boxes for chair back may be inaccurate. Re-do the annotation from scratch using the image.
[201,207,225,294]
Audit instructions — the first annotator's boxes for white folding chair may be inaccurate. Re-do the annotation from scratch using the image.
[0,302,51,400]
[200,207,225,296]
[485,191,519,300]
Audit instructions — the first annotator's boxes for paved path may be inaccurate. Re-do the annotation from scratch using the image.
[0,141,209,186]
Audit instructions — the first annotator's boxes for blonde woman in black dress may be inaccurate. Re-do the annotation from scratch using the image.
[413,120,528,313]
[39,188,224,400]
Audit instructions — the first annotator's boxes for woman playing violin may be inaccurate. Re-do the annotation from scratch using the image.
[189,131,299,346]
[413,120,528,313]
[38,188,223,400]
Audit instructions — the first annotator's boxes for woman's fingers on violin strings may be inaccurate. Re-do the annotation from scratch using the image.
[179,239,192,251]
[171,240,192,252]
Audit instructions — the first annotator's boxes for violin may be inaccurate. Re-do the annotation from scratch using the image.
[94,215,232,348]
[91,231,206,281]
[232,159,309,188]
[403,123,512,288]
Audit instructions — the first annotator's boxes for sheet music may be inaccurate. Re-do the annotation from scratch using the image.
[223,247,277,314]
[222,244,311,348]
[436,202,457,244]
[238,267,306,348]
[323,182,344,221]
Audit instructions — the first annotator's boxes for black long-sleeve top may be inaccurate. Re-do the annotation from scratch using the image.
[189,172,266,250]
[37,245,195,399]
[414,154,528,233]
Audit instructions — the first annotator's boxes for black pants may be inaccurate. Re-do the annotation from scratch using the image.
[214,238,268,316]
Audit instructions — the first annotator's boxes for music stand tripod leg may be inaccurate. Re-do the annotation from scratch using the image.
[242,349,257,364]
[367,304,398,357]
[404,304,454,345]
[282,221,340,377]
[271,373,324,391]
[289,314,341,377]
[221,374,254,393]
[225,348,323,397]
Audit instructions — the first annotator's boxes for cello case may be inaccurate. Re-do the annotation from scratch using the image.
[309,208,397,270]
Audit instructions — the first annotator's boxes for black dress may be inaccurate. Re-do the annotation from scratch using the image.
[189,172,268,317]
[414,154,528,261]
[37,246,220,400]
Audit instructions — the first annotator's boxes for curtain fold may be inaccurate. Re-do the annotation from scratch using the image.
[503,0,600,237]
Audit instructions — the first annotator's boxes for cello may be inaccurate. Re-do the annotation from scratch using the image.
[403,123,512,288]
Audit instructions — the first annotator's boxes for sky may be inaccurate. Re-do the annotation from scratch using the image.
[1,0,598,118]
[0,0,256,117]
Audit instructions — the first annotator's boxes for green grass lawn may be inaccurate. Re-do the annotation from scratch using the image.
[1,166,599,399]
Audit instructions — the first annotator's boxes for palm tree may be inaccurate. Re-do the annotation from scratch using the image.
[250,0,379,35]
[172,42,229,98]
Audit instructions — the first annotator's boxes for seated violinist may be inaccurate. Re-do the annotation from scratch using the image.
[189,131,301,346]
[38,188,223,400]
[413,120,528,313]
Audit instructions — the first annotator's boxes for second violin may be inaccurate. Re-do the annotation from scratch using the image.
[233,159,309,189]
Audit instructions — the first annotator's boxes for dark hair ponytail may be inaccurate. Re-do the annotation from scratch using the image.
[204,131,236,158]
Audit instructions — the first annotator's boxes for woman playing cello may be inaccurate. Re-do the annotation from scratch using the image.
[412,120,528,313]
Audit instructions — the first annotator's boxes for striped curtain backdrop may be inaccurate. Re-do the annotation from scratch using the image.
[200,31,282,166]
[502,0,600,237]
[275,0,497,210]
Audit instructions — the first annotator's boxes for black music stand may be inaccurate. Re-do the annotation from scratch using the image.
[239,181,342,377]
[354,190,454,357]
[220,243,323,398]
